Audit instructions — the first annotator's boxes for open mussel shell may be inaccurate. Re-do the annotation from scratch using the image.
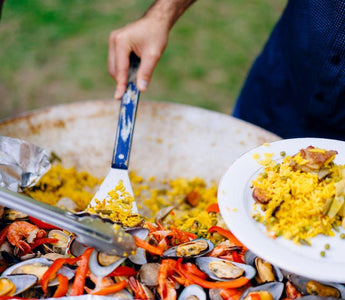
[163,238,214,258]
[240,282,284,300]
[2,257,74,287]
[47,229,71,255]
[195,257,256,281]
[2,274,38,295]
[244,250,283,282]
[287,274,345,298]
[88,249,126,278]
[178,284,207,300]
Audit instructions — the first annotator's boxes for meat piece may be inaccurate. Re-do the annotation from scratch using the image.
[185,190,202,207]
[291,146,337,173]
[252,187,271,204]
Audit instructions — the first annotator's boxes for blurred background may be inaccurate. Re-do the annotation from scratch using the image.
[0,0,285,120]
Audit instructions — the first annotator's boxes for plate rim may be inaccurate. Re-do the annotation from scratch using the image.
[218,137,345,282]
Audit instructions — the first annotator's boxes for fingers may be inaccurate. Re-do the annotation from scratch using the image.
[108,31,130,100]
[136,50,162,92]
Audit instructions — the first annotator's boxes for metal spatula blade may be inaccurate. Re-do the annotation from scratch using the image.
[89,53,140,213]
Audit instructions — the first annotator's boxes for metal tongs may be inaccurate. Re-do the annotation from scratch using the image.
[0,187,136,257]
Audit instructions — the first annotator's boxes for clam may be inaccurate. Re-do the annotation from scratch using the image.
[4,209,27,221]
[288,274,345,298]
[138,263,160,287]
[244,250,283,282]
[240,282,284,300]
[1,274,37,295]
[178,284,207,300]
[2,257,74,287]
[47,229,71,255]
[56,197,78,211]
[163,238,214,258]
[195,257,256,281]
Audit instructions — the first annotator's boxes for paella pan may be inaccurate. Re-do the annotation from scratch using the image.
[0,100,338,299]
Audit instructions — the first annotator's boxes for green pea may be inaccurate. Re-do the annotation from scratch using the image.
[324,243,330,250]
[320,251,326,257]
[280,151,286,157]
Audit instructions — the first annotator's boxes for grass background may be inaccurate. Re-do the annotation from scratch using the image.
[0,0,286,120]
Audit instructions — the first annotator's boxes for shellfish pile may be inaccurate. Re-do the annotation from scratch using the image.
[0,205,344,300]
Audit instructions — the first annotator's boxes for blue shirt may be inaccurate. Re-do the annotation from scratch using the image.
[233,0,345,140]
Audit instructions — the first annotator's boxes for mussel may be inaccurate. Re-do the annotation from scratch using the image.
[195,257,256,281]
[288,274,345,298]
[244,250,283,283]
[240,282,284,300]
[2,257,74,287]
[163,238,214,258]
[1,274,37,296]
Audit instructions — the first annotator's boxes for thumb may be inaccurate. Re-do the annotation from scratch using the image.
[136,50,161,92]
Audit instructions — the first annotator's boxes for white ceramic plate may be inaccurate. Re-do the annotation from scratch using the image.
[218,138,345,283]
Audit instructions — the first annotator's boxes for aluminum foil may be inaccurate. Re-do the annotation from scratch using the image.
[0,135,50,192]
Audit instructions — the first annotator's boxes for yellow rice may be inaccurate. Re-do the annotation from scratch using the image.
[26,164,223,242]
[251,149,345,244]
[25,164,101,211]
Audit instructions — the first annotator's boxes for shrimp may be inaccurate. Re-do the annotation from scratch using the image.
[7,221,46,252]
[84,272,115,294]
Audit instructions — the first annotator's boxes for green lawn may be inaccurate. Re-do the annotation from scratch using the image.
[0,0,286,120]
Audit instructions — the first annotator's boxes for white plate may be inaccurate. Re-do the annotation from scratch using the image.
[218,138,345,283]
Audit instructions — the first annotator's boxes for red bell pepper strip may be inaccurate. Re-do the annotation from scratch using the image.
[19,238,59,257]
[219,288,242,300]
[30,238,59,251]
[206,203,220,213]
[208,226,248,251]
[52,274,69,298]
[232,251,245,264]
[184,262,208,279]
[133,236,163,256]
[107,266,137,277]
[70,247,93,296]
[176,258,249,289]
[246,292,262,300]
[40,256,80,294]
[90,280,127,296]
[28,217,60,230]
[0,226,9,247]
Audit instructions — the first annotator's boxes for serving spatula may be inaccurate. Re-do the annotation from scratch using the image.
[88,53,140,213]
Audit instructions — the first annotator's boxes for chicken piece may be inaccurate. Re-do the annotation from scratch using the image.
[291,146,337,173]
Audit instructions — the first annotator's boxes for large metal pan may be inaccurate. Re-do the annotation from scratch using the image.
[0,100,280,184]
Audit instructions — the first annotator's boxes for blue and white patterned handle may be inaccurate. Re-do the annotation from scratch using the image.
[112,53,140,170]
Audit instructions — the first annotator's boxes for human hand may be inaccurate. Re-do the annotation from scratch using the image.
[108,16,169,100]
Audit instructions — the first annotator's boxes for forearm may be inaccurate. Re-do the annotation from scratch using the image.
[144,0,197,30]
